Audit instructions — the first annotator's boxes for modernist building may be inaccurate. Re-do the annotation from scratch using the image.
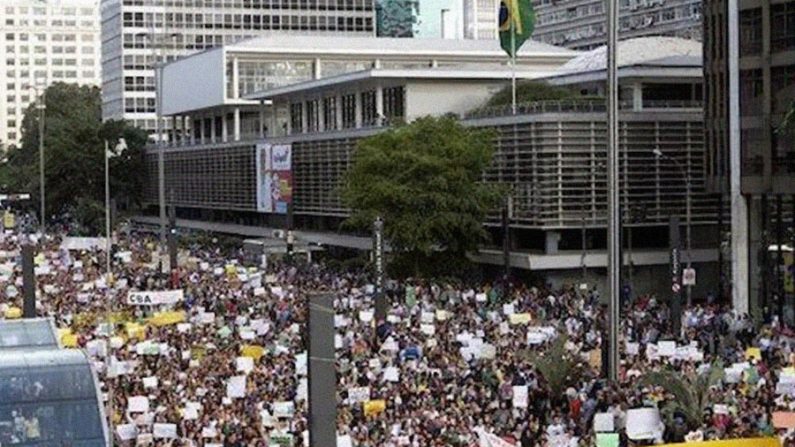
[532,0,703,50]
[143,36,723,295]
[0,0,101,149]
[99,0,376,135]
[704,0,795,316]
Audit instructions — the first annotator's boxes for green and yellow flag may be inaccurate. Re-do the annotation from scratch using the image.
[498,0,536,58]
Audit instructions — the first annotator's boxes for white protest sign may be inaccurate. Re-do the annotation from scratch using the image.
[236,356,255,374]
[359,310,374,323]
[127,290,184,306]
[512,385,528,408]
[657,341,676,357]
[349,386,371,404]
[626,342,640,356]
[142,376,158,389]
[116,424,138,441]
[226,375,246,398]
[420,324,435,336]
[61,237,105,251]
[153,423,178,439]
[383,366,400,382]
[594,412,615,432]
[626,408,663,441]
[128,396,149,413]
[273,401,295,418]
[337,435,354,447]
[295,352,307,376]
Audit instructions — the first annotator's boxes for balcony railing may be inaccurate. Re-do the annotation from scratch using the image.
[465,99,703,119]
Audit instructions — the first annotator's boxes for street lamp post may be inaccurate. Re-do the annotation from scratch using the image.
[138,32,176,247]
[36,84,46,234]
[606,0,620,382]
[104,137,126,444]
[653,148,692,306]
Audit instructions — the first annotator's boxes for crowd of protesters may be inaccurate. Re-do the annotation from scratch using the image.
[0,217,793,447]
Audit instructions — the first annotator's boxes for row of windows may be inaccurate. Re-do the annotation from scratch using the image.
[4,70,94,79]
[120,0,373,10]
[5,58,94,67]
[124,97,156,113]
[4,18,94,27]
[289,87,405,133]
[4,33,95,43]
[121,13,372,33]
[3,6,95,16]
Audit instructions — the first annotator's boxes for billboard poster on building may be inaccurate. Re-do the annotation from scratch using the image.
[256,143,292,214]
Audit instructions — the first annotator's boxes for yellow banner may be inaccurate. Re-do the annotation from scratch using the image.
[4,307,22,319]
[3,211,14,229]
[147,310,186,327]
[662,438,780,447]
[240,345,264,361]
[363,399,386,417]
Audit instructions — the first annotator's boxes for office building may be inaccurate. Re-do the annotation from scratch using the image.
[100,0,376,135]
[532,0,702,50]
[376,0,418,37]
[410,0,498,40]
[0,0,101,149]
[704,0,795,316]
[140,36,723,296]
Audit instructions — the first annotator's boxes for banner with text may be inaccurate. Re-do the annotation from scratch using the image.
[256,143,293,214]
[127,290,184,306]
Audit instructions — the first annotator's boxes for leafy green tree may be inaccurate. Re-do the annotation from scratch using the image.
[342,116,501,277]
[641,361,724,430]
[485,80,578,107]
[518,335,585,406]
[3,82,148,233]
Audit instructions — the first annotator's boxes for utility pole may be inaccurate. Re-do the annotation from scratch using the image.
[37,85,46,234]
[373,216,386,321]
[606,0,620,382]
[502,195,512,278]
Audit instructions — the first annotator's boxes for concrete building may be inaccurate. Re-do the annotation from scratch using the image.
[532,0,702,50]
[141,36,724,296]
[99,0,376,136]
[0,0,101,149]
[704,0,795,317]
[412,0,498,40]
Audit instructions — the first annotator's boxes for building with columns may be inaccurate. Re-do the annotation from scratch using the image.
[704,0,795,317]
[143,36,723,297]
[100,0,377,138]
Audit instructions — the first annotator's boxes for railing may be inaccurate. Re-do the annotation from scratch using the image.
[466,99,703,119]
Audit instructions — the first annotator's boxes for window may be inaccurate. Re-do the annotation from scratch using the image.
[323,97,337,131]
[771,2,795,52]
[739,69,763,116]
[383,86,404,121]
[341,93,356,129]
[361,90,376,126]
[289,102,303,133]
[740,8,762,56]
[306,99,319,132]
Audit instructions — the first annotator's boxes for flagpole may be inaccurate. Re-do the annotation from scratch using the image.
[511,19,517,115]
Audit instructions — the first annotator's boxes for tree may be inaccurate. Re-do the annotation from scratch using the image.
[2,82,148,233]
[779,100,795,134]
[342,116,501,277]
[485,80,578,107]
[641,361,724,431]
[518,335,585,407]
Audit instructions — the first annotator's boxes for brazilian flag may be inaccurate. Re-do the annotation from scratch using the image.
[499,0,536,58]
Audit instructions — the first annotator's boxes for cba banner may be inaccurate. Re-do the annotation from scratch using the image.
[256,143,293,214]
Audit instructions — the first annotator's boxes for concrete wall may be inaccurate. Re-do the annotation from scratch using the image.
[162,48,226,116]
[405,80,503,119]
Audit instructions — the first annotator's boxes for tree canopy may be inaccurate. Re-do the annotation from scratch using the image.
[342,116,501,277]
[485,80,579,107]
[1,82,148,233]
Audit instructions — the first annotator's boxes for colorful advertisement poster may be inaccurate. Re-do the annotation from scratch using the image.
[256,143,292,214]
